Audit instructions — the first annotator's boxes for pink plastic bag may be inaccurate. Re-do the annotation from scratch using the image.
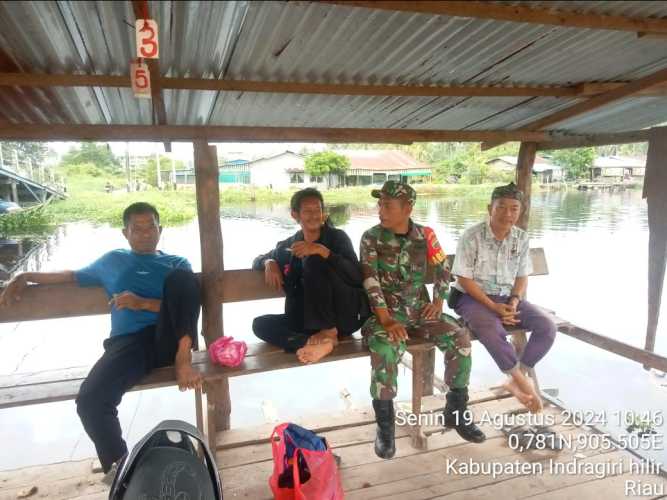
[208,336,247,367]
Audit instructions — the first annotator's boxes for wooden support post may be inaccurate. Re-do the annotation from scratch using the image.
[194,141,223,345]
[516,142,537,231]
[194,140,231,441]
[422,347,435,396]
[195,386,204,433]
[643,130,667,367]
[410,349,428,450]
[514,142,542,394]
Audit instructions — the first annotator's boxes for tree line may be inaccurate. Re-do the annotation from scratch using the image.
[325,141,648,183]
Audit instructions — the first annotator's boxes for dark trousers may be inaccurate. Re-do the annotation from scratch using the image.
[75,269,201,472]
[253,255,368,352]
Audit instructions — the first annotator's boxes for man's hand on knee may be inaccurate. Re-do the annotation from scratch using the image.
[290,241,330,259]
[421,299,443,321]
[492,303,520,325]
[381,317,409,343]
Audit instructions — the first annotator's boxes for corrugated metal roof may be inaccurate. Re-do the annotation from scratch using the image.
[594,155,646,168]
[0,0,665,135]
[337,149,431,171]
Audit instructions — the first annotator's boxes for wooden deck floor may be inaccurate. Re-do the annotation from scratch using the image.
[2,390,665,500]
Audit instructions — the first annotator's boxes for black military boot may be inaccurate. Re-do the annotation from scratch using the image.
[372,399,396,459]
[443,388,486,443]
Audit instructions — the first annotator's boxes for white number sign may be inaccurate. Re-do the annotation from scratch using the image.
[135,19,159,59]
[131,61,151,98]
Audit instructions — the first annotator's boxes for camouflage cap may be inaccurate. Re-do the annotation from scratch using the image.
[491,182,524,202]
[371,180,417,204]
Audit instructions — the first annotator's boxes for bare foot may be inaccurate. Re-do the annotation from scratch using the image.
[509,371,543,413]
[175,359,202,391]
[296,340,335,364]
[175,336,202,391]
[502,378,535,410]
[306,327,338,345]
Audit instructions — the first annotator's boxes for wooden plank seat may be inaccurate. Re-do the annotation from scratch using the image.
[0,248,553,452]
[0,335,435,409]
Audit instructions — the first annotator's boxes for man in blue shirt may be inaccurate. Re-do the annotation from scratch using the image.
[0,202,202,482]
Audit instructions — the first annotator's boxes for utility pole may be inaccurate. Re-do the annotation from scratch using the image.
[125,142,131,192]
[156,151,162,190]
[171,153,176,190]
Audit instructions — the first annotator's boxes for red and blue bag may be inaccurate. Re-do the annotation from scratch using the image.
[269,422,344,500]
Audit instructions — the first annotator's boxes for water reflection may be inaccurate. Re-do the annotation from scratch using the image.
[0,227,68,283]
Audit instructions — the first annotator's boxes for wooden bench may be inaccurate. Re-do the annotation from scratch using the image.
[0,248,556,452]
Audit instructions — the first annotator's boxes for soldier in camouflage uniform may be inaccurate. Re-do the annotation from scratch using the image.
[360,181,486,459]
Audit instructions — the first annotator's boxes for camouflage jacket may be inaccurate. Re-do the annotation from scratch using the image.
[360,220,450,313]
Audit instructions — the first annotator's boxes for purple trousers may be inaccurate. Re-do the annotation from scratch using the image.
[455,294,556,373]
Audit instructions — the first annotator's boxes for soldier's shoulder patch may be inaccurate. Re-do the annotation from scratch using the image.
[423,226,446,265]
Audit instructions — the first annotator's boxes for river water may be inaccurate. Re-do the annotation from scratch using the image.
[1,188,665,471]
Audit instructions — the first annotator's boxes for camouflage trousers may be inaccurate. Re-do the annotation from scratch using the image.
[362,312,472,400]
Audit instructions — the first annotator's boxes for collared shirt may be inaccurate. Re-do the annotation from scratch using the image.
[451,219,532,296]
[360,220,449,316]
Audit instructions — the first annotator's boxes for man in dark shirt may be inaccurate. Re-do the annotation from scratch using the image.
[0,202,201,483]
[252,188,369,363]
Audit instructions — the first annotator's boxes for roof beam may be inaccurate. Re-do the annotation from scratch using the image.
[536,129,651,150]
[132,0,170,152]
[481,65,667,151]
[324,1,667,34]
[0,123,551,143]
[575,81,667,97]
[0,72,573,97]
[0,49,70,124]
[3,72,667,98]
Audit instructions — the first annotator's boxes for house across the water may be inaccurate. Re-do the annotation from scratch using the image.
[486,155,564,183]
[192,150,433,188]
[339,149,432,186]
[591,155,646,181]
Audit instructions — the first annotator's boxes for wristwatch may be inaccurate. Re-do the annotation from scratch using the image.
[508,294,521,304]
